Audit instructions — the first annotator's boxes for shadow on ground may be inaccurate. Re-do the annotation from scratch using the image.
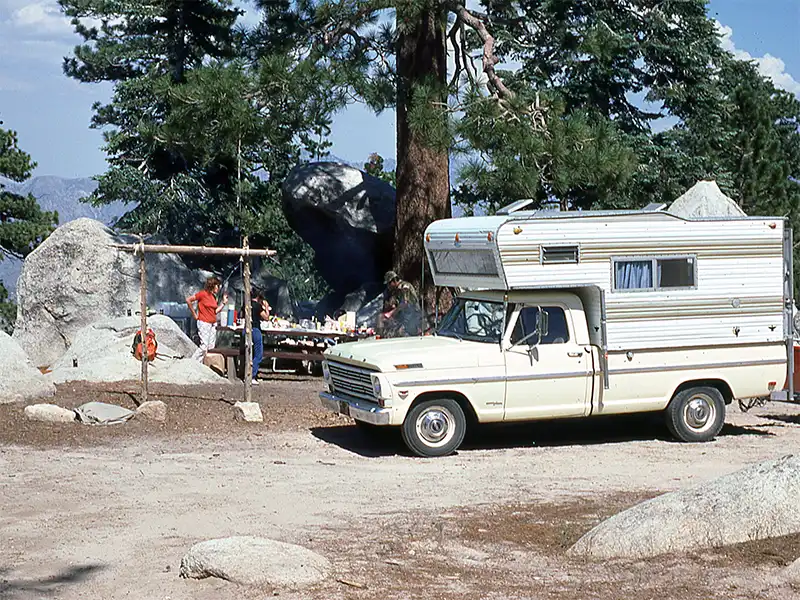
[310,425,406,458]
[759,412,800,426]
[0,564,105,599]
[311,412,772,457]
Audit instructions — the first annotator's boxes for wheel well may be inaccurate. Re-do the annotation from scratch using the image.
[410,391,479,426]
[672,379,734,405]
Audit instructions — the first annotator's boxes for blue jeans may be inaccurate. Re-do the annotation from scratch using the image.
[252,328,263,380]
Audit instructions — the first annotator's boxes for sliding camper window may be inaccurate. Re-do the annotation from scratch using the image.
[613,256,696,291]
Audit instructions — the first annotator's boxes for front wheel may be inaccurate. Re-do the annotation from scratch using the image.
[402,398,466,457]
[665,386,725,442]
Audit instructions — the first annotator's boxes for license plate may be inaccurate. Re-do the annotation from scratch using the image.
[339,401,350,417]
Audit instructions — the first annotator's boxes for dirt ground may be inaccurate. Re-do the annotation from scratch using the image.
[3,375,800,599]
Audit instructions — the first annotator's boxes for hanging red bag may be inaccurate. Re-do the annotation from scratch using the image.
[132,328,158,361]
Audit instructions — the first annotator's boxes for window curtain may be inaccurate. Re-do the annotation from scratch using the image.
[615,261,652,290]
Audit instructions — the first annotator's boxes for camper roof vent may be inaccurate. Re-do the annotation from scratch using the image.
[497,199,535,215]
[643,202,667,212]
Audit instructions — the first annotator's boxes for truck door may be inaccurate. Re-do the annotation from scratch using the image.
[503,305,592,420]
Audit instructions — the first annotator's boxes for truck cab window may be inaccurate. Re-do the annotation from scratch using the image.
[510,306,570,345]
[438,299,506,343]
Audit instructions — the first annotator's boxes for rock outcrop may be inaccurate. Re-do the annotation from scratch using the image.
[667,180,746,218]
[45,315,218,385]
[0,331,55,403]
[13,218,205,367]
[180,536,330,587]
[568,455,800,559]
[282,162,394,297]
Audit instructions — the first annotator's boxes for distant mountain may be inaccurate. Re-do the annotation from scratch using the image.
[0,175,128,299]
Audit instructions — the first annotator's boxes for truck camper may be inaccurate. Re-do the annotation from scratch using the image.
[320,203,794,456]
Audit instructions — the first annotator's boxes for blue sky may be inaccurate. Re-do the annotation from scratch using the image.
[0,0,797,178]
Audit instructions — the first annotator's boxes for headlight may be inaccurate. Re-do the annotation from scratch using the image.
[370,373,392,407]
[322,361,331,382]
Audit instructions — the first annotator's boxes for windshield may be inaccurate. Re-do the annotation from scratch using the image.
[437,298,505,343]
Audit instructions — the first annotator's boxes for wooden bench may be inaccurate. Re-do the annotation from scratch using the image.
[262,350,324,362]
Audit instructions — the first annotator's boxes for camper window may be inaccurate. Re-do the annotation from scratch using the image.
[430,250,498,276]
[614,260,653,290]
[510,307,570,345]
[613,256,696,291]
[657,257,695,288]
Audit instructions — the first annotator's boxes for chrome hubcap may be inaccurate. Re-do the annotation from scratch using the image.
[416,407,455,447]
[684,395,715,431]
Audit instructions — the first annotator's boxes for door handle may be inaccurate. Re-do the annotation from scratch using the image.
[567,351,583,358]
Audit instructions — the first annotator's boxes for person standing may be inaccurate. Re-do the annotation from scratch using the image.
[187,277,228,362]
[378,270,419,337]
[245,289,271,384]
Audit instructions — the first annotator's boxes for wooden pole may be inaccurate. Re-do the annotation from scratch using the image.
[112,243,275,257]
[243,236,253,402]
[138,240,148,404]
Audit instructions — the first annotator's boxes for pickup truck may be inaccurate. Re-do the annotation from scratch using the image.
[320,290,783,456]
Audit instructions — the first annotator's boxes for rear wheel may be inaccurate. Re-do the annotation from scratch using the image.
[665,386,725,442]
[402,398,466,457]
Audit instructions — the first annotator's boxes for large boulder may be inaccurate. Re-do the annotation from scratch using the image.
[0,331,55,403]
[282,162,395,295]
[13,218,206,367]
[45,315,219,385]
[667,180,746,218]
[180,536,330,587]
[568,455,800,559]
[119,233,210,306]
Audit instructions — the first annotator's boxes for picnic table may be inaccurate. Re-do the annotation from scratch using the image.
[209,325,371,379]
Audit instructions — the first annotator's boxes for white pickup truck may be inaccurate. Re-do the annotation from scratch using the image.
[320,208,792,457]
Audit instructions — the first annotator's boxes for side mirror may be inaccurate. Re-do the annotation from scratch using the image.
[535,307,549,339]
[508,306,549,350]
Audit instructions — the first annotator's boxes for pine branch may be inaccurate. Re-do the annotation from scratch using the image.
[320,0,394,47]
[448,2,514,102]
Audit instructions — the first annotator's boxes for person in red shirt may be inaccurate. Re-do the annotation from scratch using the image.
[186,277,228,362]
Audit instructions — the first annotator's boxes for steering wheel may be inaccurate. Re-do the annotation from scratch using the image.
[466,311,501,336]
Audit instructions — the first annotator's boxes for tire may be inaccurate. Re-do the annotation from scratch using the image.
[665,386,726,442]
[401,398,467,457]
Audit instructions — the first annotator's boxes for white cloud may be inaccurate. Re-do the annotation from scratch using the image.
[716,21,800,97]
[4,1,72,36]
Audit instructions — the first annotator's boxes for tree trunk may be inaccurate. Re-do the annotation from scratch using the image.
[395,2,450,316]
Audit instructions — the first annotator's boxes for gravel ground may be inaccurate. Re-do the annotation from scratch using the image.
[3,377,800,599]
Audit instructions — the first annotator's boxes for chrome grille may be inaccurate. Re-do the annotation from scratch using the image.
[328,360,376,400]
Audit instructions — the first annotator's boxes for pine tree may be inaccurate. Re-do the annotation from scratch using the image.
[59,0,242,242]
[0,120,58,332]
[277,1,638,304]
[59,0,336,298]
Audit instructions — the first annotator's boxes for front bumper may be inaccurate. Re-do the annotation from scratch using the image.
[319,391,391,425]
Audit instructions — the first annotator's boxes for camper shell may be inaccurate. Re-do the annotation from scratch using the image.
[426,208,789,351]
